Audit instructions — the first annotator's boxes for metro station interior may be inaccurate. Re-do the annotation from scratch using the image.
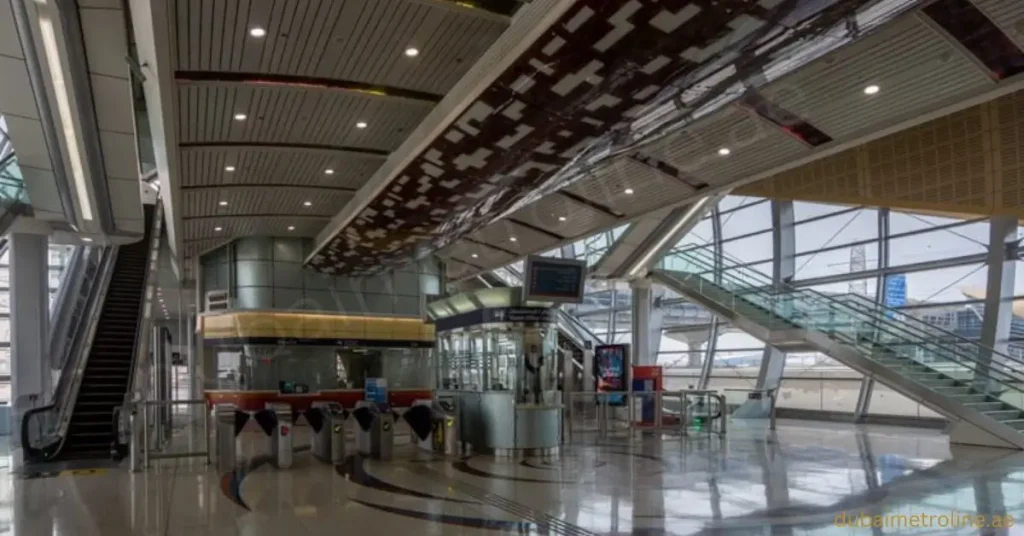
[3,0,1024,534]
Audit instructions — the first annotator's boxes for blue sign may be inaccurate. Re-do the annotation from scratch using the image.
[884,275,906,317]
[365,378,388,404]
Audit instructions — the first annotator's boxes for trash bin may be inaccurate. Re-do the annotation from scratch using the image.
[310,402,346,464]
[265,403,293,469]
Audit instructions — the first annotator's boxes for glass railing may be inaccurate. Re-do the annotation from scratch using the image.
[660,248,1024,413]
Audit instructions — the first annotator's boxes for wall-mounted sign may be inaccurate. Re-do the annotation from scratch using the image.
[365,378,388,404]
[434,307,555,332]
[523,256,587,303]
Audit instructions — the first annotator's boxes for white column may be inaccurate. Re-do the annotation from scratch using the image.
[977,216,1017,385]
[9,233,50,446]
[756,200,795,390]
[630,278,653,366]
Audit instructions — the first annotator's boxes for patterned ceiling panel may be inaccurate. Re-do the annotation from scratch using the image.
[182,187,352,219]
[438,239,512,269]
[308,0,876,275]
[178,146,382,190]
[176,84,433,150]
[172,0,509,96]
[505,192,619,239]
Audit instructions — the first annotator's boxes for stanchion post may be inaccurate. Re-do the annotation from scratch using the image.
[142,400,149,468]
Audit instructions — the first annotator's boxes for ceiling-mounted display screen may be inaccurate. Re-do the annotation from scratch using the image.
[523,256,586,304]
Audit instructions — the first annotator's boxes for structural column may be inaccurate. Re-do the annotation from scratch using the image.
[755,200,795,392]
[977,216,1017,387]
[630,278,654,366]
[9,233,50,447]
[855,208,889,422]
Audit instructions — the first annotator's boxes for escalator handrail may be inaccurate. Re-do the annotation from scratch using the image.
[119,201,164,442]
[49,246,120,445]
[675,246,1024,374]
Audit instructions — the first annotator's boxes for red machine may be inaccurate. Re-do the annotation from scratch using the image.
[631,366,663,426]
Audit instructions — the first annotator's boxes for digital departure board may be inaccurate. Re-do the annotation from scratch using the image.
[523,256,586,303]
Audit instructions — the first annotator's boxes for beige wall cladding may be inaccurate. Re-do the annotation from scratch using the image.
[739,90,1024,218]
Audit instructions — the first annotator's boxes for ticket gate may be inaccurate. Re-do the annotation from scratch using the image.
[406,399,459,455]
[352,401,394,460]
[212,403,250,473]
[259,403,294,468]
[308,402,347,464]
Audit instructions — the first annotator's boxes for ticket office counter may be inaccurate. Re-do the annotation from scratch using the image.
[433,306,562,452]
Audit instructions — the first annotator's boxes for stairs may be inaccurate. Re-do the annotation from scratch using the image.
[54,208,153,460]
[652,248,1024,449]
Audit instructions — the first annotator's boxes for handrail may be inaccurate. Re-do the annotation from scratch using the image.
[661,251,1024,396]
[674,246,1024,371]
[50,247,119,445]
[118,201,164,444]
[47,246,89,369]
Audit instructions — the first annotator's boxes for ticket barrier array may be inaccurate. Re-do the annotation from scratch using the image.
[406,398,460,455]
[308,402,347,465]
[352,401,395,460]
[680,390,727,437]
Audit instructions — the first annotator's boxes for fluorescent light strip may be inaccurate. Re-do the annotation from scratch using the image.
[36,5,94,221]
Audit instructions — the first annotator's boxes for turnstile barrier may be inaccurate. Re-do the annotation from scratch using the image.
[409,399,460,455]
[353,401,394,459]
[264,403,294,468]
[309,402,347,465]
[212,404,250,473]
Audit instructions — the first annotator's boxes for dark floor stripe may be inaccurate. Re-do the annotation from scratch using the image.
[351,499,538,531]
[452,459,575,484]
[338,455,476,503]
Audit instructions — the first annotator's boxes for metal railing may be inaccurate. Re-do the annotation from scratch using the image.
[127,399,210,472]
[564,390,727,442]
[723,387,778,430]
[117,202,164,446]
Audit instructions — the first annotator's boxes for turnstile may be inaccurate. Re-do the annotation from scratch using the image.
[212,403,248,473]
[310,402,346,464]
[353,401,394,460]
[265,403,294,468]
[409,398,459,455]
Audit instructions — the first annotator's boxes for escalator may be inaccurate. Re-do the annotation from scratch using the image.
[24,205,156,461]
[652,247,1024,449]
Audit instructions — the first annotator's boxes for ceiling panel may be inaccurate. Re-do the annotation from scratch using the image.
[506,192,618,239]
[645,108,810,186]
[176,84,433,150]
[79,6,129,78]
[438,240,512,269]
[178,147,382,189]
[182,186,352,218]
[763,15,994,140]
[469,219,558,256]
[173,0,508,96]
[184,216,327,243]
[973,0,1024,50]
[564,158,697,218]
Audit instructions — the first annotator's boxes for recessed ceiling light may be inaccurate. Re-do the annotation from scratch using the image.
[510,237,518,242]
[287,225,295,231]
[233,113,247,121]
[225,165,236,172]
[355,121,368,129]
[82,237,92,242]
[471,254,478,258]
[558,216,567,222]
[303,201,312,207]
[218,200,228,206]
[718,147,731,156]
[214,226,223,232]
[249,27,266,38]
[324,169,334,175]
[863,84,880,95]
[624,188,634,195]
[405,47,419,57]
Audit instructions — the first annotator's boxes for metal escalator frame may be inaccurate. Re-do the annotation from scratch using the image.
[117,201,164,446]
[650,270,1024,448]
[48,246,90,370]
[678,246,1024,381]
[22,246,119,459]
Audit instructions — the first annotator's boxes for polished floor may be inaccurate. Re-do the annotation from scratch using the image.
[6,420,1024,535]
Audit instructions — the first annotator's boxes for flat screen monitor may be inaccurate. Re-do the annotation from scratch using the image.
[523,256,586,303]
[595,344,629,407]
